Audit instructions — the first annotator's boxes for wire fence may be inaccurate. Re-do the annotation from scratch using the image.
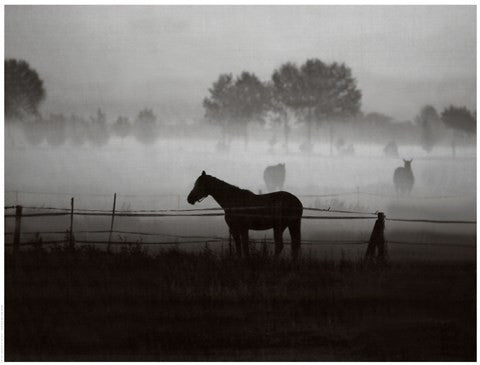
[4,197,476,253]
[5,189,475,203]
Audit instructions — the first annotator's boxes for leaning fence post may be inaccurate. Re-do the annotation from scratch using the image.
[365,212,386,260]
[107,193,117,252]
[69,197,75,251]
[13,205,23,254]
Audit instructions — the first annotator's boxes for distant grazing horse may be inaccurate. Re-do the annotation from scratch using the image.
[393,159,414,194]
[264,163,286,192]
[187,171,303,258]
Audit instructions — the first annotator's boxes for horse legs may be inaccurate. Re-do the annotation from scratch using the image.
[288,219,301,259]
[240,230,249,257]
[231,230,242,257]
[274,226,285,257]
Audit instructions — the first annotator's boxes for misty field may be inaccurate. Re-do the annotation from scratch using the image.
[5,246,475,361]
[5,136,476,261]
[4,136,476,361]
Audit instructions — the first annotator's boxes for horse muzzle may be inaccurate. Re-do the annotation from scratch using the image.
[187,194,196,205]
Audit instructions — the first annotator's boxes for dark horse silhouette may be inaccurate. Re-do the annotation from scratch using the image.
[187,171,303,258]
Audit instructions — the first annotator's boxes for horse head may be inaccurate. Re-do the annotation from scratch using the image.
[187,171,210,205]
[402,158,413,169]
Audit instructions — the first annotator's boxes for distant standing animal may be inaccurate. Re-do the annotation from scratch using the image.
[393,159,414,194]
[187,171,303,258]
[264,163,285,192]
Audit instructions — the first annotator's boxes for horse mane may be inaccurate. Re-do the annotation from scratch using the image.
[206,175,254,196]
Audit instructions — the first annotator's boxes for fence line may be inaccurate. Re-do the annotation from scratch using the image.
[5,205,377,215]
[4,199,476,257]
[4,207,475,224]
[386,218,476,224]
[6,189,474,202]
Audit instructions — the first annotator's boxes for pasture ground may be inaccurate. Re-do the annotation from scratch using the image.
[5,245,476,361]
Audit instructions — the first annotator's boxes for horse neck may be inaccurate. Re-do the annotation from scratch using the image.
[207,177,243,209]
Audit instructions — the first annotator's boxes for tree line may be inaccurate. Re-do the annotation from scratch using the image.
[5,59,161,147]
[203,58,475,154]
[5,58,476,153]
[203,59,362,152]
[18,108,160,147]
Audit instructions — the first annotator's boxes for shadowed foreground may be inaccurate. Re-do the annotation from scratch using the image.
[5,246,476,361]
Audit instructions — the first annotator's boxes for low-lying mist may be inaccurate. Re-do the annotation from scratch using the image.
[5,121,476,261]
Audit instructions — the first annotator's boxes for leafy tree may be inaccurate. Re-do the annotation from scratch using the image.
[272,59,361,152]
[112,116,131,139]
[204,72,270,148]
[265,82,291,152]
[203,73,235,148]
[5,59,46,120]
[134,108,159,145]
[441,106,476,157]
[362,112,393,126]
[416,105,440,153]
[230,72,270,147]
[441,106,476,135]
[88,108,110,147]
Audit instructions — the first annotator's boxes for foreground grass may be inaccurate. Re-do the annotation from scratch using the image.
[5,245,476,361]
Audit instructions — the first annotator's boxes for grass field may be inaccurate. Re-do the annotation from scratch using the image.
[5,245,476,361]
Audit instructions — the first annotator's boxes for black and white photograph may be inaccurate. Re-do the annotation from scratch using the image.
[3,4,477,361]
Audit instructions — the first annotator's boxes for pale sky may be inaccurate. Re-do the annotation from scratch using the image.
[5,5,476,121]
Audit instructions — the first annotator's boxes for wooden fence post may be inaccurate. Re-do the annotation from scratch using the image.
[365,212,386,261]
[107,193,117,252]
[69,197,75,251]
[13,205,23,254]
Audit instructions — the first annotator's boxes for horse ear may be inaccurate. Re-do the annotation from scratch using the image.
[202,171,206,176]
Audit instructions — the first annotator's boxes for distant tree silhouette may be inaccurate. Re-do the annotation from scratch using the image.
[231,72,270,148]
[441,106,476,157]
[203,73,234,149]
[134,109,159,145]
[416,105,440,153]
[362,112,393,126]
[44,113,67,147]
[21,115,46,146]
[88,108,110,147]
[68,114,89,146]
[272,59,361,153]
[112,116,131,139]
[5,59,46,120]
[204,72,270,149]
[266,82,291,152]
